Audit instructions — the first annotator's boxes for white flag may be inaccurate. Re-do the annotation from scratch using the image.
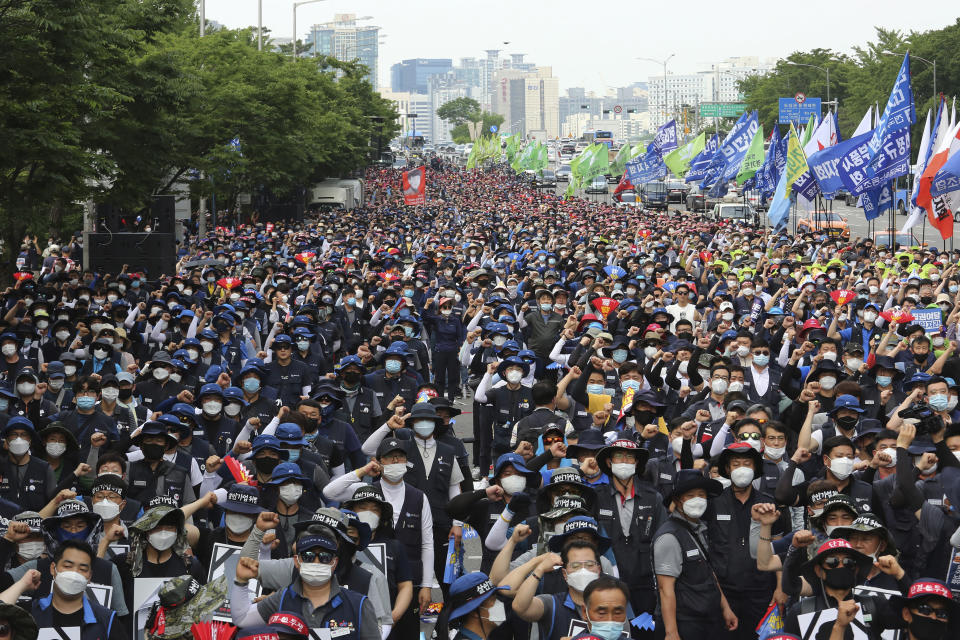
[901,107,933,233]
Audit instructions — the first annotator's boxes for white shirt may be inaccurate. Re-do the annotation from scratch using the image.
[751,363,770,397]
[665,303,696,331]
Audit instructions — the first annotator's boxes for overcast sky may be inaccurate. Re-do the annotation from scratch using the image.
[204,1,954,93]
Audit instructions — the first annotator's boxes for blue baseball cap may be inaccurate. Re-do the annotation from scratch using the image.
[831,394,865,414]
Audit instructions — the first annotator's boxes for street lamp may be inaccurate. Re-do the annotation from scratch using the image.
[257,0,262,50]
[637,54,675,125]
[785,61,831,107]
[882,50,936,99]
[199,0,205,36]
[293,0,326,59]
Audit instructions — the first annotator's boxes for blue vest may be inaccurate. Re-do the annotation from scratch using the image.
[32,594,115,640]
[278,583,367,640]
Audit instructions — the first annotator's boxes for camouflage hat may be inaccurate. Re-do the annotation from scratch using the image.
[146,575,228,639]
[128,505,187,578]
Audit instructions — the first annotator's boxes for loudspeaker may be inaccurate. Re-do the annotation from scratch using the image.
[84,232,176,278]
[151,195,176,233]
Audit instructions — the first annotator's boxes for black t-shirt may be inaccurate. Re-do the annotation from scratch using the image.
[53,605,126,640]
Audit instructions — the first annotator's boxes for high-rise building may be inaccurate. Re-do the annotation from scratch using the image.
[377,89,433,142]
[493,66,560,139]
[391,58,453,94]
[307,13,380,87]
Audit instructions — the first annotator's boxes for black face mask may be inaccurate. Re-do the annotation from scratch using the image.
[835,415,859,431]
[304,418,319,433]
[118,388,133,401]
[341,371,362,385]
[822,565,857,590]
[255,456,280,475]
[915,352,929,362]
[677,333,694,343]
[921,295,934,305]
[909,614,947,640]
[633,410,657,426]
[142,443,166,461]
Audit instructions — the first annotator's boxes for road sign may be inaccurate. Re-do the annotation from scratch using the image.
[795,92,806,104]
[489,125,498,133]
[698,102,747,118]
[614,105,622,114]
[779,96,822,125]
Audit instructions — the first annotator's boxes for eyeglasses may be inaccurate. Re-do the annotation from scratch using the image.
[821,556,857,570]
[752,351,770,356]
[738,433,762,441]
[543,436,563,445]
[567,560,599,571]
[913,604,950,621]
[299,550,335,564]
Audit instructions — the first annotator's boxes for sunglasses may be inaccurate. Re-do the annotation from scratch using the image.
[821,556,857,570]
[543,436,563,445]
[913,604,950,621]
[299,550,335,564]
[752,351,770,356]
[738,433,762,441]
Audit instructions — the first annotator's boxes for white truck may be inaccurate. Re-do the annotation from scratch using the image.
[309,178,364,210]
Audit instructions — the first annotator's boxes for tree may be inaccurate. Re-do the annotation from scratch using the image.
[449,111,504,143]
[436,97,481,126]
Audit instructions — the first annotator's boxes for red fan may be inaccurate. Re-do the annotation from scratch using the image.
[191,621,237,640]
[638,230,652,239]
[880,308,914,324]
[224,456,255,487]
[379,272,399,282]
[13,272,33,281]
[343,257,355,266]
[294,251,316,264]
[216,277,242,290]
[830,289,857,306]
[591,297,620,317]
[699,251,713,264]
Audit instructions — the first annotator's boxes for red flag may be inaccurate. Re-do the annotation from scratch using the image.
[879,308,914,324]
[698,251,713,264]
[216,277,242,290]
[295,251,316,264]
[613,176,633,201]
[638,230,652,239]
[402,166,426,206]
[918,123,960,240]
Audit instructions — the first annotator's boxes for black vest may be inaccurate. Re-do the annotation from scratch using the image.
[595,479,666,591]
[0,456,51,512]
[126,459,190,505]
[339,387,378,441]
[376,481,425,585]
[404,439,456,532]
[653,517,722,622]
[277,583,367,640]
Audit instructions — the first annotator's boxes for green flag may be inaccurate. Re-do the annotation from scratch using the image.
[664,132,705,178]
[530,143,548,171]
[465,142,479,169]
[735,126,765,185]
[800,114,816,147]
[579,143,609,182]
[505,134,520,162]
[785,123,807,199]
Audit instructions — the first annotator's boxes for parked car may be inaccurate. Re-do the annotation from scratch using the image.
[710,203,758,225]
[616,190,641,208]
[535,169,557,189]
[685,186,708,212]
[873,230,923,249]
[585,175,609,193]
[556,164,572,182]
[796,211,850,239]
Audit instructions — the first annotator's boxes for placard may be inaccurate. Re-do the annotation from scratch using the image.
[797,607,895,640]
[86,583,113,607]
[358,543,386,577]
[38,628,80,640]
[911,307,943,334]
[210,547,261,622]
[133,578,168,640]
[567,619,589,638]
[945,546,960,598]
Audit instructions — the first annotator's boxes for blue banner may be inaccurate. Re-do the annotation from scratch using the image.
[653,119,679,152]
[807,130,873,196]
[839,127,910,196]
[862,182,893,221]
[625,149,667,183]
[767,166,791,231]
[701,111,751,186]
[866,53,915,177]
[756,126,781,196]
[684,134,719,183]
[911,307,943,333]
[720,111,761,182]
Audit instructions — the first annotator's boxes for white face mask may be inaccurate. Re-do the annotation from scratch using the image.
[505,370,523,384]
[736,345,750,357]
[1,344,16,357]
[224,403,242,417]
[711,379,728,395]
[765,446,785,460]
[17,540,44,560]
[682,496,708,519]
[356,510,380,531]
[55,330,71,341]
[829,457,854,480]
[279,484,304,505]
[730,467,755,488]
[485,599,507,625]
[203,400,222,415]
[500,475,527,495]
[727,381,744,393]
[201,341,214,353]
[671,437,684,456]
[8,438,30,456]
[611,463,636,481]
[48,379,64,391]
[225,512,254,534]
[149,529,177,550]
[566,568,599,592]
[644,346,658,359]
[819,376,837,391]
[92,499,121,522]
[16,382,36,396]
[846,358,863,372]
[299,561,335,585]
[879,447,897,468]
[64,365,77,376]
[54,570,88,596]
[153,367,170,381]
[46,442,67,458]
[101,388,119,403]
[382,463,407,483]
[821,352,837,362]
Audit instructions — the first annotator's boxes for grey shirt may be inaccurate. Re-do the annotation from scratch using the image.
[256,577,379,640]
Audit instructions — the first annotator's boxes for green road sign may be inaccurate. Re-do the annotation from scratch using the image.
[699,103,748,118]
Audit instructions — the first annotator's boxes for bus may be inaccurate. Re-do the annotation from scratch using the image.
[582,130,614,148]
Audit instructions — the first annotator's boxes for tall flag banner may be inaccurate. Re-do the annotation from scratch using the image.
[807,129,873,196]
[865,53,916,177]
[610,143,641,177]
[684,134,720,182]
[757,126,782,196]
[931,146,960,197]
[902,103,939,233]
[529,142,549,172]
[625,148,667,184]
[784,124,807,199]
[664,132,706,178]
[766,167,792,231]
[718,110,761,183]
[701,111,751,186]
[653,119,679,153]
[862,182,893,220]
[917,122,960,239]
[402,166,426,205]
[736,125,765,185]
[799,114,817,147]
[831,125,910,197]
[465,143,480,169]
[795,112,839,202]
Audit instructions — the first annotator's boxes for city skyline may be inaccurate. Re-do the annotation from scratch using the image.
[202,0,952,94]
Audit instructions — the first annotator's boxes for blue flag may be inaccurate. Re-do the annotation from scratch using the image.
[840,127,911,196]
[701,111,751,186]
[767,166,792,231]
[931,151,960,198]
[807,130,873,196]
[625,149,667,183]
[719,111,760,182]
[653,119,679,152]
[685,134,719,183]
[865,53,915,177]
[756,126,781,196]
[862,182,893,220]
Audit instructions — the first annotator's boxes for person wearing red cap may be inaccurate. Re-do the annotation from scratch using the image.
[888,579,960,640]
